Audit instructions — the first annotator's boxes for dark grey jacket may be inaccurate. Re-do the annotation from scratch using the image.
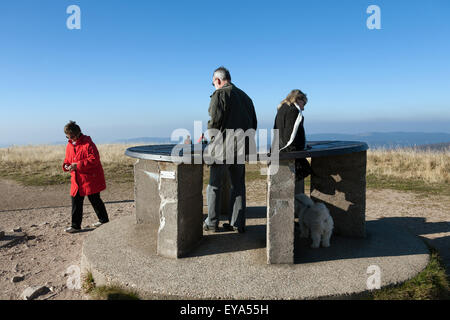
[207,83,257,159]
[208,83,257,133]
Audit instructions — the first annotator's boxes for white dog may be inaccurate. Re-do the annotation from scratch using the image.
[295,194,334,248]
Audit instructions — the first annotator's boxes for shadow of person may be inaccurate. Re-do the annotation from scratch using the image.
[192,206,267,257]
[185,224,266,258]
[202,206,267,223]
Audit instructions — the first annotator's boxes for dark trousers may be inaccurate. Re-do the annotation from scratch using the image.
[71,192,109,229]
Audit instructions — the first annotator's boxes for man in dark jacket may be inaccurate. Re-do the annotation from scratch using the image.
[203,66,257,233]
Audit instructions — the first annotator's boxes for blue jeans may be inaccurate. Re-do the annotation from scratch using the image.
[204,164,246,228]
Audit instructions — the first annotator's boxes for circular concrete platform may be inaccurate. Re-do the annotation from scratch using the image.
[81,208,429,299]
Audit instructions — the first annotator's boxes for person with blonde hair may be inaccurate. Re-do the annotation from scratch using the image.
[273,89,312,179]
[274,89,308,152]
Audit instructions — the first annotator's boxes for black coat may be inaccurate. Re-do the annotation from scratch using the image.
[273,103,306,152]
[273,103,311,179]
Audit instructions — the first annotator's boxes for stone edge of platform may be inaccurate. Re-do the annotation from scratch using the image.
[80,217,430,300]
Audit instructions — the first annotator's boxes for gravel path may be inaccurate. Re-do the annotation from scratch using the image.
[0,179,448,300]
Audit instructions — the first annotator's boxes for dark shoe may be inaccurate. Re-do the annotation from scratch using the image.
[223,223,245,233]
[92,221,108,228]
[64,226,81,234]
[203,223,219,232]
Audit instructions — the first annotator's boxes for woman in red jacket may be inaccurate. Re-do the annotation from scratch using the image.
[62,121,109,233]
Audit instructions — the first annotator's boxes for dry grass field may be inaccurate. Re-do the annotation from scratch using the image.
[0,144,448,196]
[0,144,137,186]
[368,147,450,184]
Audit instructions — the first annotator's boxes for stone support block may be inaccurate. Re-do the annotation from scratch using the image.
[310,151,367,237]
[157,162,204,258]
[266,160,296,264]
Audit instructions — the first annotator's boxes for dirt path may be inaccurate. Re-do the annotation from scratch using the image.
[0,179,134,212]
[0,179,449,300]
[0,179,135,300]
[365,189,450,273]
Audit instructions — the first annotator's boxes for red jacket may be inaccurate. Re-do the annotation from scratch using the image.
[62,134,106,197]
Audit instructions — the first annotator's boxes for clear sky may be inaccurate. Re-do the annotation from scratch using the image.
[1,0,449,146]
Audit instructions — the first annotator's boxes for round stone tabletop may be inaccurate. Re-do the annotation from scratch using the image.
[125,141,369,162]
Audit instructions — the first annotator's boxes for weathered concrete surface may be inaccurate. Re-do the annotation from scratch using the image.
[311,151,367,238]
[81,212,430,300]
[266,160,296,264]
[134,160,203,258]
[134,159,160,227]
[157,163,203,258]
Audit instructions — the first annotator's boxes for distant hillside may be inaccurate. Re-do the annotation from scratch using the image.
[307,132,450,149]
[412,142,450,152]
[114,132,450,149]
[113,137,173,144]
[3,132,448,149]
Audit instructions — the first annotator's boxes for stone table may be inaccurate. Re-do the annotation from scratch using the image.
[125,141,369,263]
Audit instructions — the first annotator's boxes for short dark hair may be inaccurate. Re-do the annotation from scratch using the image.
[64,121,81,136]
[213,66,231,81]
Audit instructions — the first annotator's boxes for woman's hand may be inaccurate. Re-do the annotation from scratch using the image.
[69,163,78,172]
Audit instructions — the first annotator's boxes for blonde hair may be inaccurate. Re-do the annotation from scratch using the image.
[277,89,308,110]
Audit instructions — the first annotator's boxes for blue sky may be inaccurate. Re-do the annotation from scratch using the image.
[0,0,449,146]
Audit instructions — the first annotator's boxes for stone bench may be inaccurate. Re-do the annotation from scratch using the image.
[125,141,369,263]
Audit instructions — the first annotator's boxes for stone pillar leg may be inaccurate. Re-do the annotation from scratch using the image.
[157,163,204,258]
[134,159,161,228]
[267,160,296,264]
[310,151,367,238]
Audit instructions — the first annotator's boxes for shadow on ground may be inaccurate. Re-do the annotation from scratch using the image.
[195,207,437,265]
